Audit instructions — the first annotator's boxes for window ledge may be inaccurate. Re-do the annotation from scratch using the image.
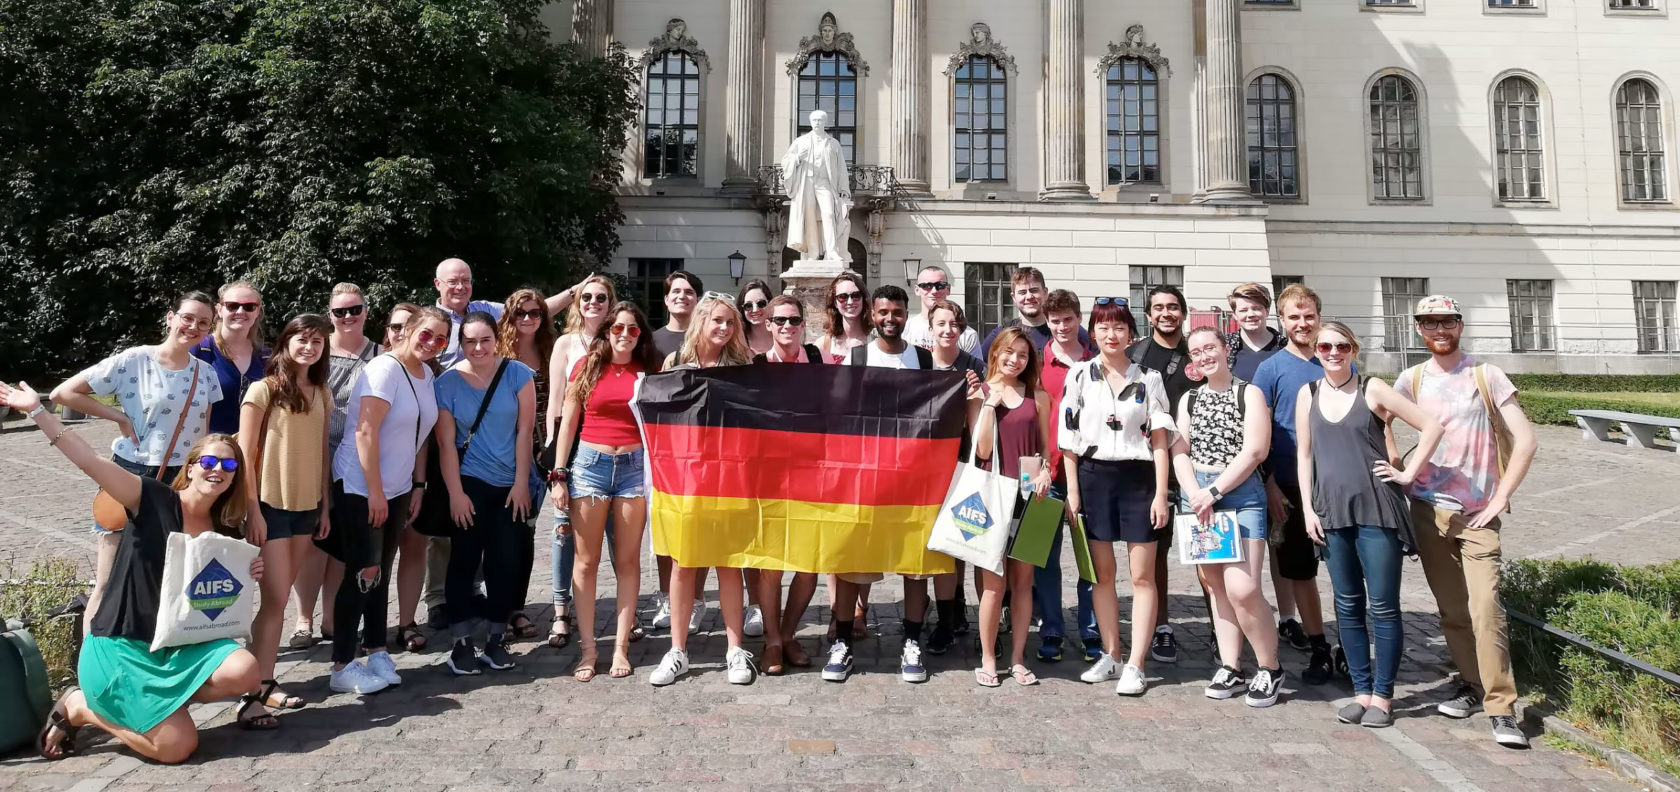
[1495,198,1557,209]
[1617,199,1678,211]
[1255,195,1307,205]
[1361,2,1425,12]
[1370,196,1433,206]
[1242,1,1301,10]
[1606,6,1665,17]
[1484,3,1547,15]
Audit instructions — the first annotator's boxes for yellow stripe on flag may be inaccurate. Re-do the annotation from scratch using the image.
[649,492,955,576]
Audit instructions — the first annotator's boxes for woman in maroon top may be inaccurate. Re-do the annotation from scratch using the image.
[971,326,1053,687]
[550,303,660,681]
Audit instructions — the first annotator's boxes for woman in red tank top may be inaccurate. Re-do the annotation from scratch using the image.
[549,303,660,682]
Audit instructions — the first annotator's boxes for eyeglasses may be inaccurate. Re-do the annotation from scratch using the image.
[441,277,471,288]
[514,308,545,321]
[1417,318,1462,330]
[173,315,212,330]
[769,315,805,327]
[579,292,610,305]
[916,281,950,292]
[195,455,240,472]
[834,292,862,303]
[609,323,641,338]
[330,305,365,319]
[1094,297,1129,307]
[1316,342,1353,354]
[415,329,448,349]
[741,300,769,311]
[1188,344,1223,359]
[222,301,260,313]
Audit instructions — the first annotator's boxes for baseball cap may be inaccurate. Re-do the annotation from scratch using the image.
[1413,295,1462,318]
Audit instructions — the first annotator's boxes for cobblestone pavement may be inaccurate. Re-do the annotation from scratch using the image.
[2,419,1676,791]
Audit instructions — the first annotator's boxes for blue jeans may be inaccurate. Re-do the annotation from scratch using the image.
[1324,523,1404,698]
[1033,481,1097,642]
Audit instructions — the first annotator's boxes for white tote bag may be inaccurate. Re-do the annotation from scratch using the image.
[926,434,1019,576]
[150,531,261,652]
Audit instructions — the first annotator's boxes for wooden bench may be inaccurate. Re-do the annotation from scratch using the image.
[1569,409,1680,450]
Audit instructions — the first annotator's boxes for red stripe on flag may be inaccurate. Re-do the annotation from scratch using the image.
[643,423,959,507]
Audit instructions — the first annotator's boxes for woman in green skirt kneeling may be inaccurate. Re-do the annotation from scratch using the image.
[1,380,266,764]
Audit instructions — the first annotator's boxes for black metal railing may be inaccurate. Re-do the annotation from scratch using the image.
[755,164,897,198]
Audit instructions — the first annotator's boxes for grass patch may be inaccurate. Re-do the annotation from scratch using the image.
[0,556,86,692]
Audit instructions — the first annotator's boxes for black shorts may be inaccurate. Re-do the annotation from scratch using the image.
[1273,495,1320,581]
[1076,459,1157,544]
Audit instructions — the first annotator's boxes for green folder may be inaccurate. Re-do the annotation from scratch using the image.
[1008,496,1064,567]
[1070,515,1097,583]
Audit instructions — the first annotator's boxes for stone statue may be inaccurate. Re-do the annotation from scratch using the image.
[780,109,852,263]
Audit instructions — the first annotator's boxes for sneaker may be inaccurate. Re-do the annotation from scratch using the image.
[1490,715,1530,748]
[1115,663,1148,696]
[1437,683,1483,719]
[447,640,482,676]
[926,622,955,655]
[650,593,672,630]
[330,661,390,694]
[1081,636,1103,663]
[1081,652,1121,683]
[480,640,517,671]
[1149,627,1178,664]
[649,648,690,686]
[821,642,854,682]
[901,639,929,683]
[365,650,402,687]
[1303,644,1333,685]
[1205,665,1245,700]
[1278,618,1311,652]
[725,647,757,685]
[1037,637,1063,664]
[688,599,707,632]
[1245,667,1283,708]
[743,605,765,638]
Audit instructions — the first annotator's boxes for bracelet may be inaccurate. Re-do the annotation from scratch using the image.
[47,426,72,447]
[26,404,47,420]
[411,481,427,489]
[547,470,569,484]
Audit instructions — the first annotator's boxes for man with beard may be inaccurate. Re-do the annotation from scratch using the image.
[904,265,980,353]
[1127,285,1195,663]
[830,286,933,684]
[1250,284,1334,685]
[1394,295,1537,749]
[978,267,1092,359]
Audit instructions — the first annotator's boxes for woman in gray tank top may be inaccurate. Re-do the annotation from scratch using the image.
[1294,322,1442,729]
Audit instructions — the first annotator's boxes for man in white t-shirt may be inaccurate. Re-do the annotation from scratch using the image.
[903,265,979,353]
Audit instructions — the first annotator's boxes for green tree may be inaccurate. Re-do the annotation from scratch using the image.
[0,0,637,379]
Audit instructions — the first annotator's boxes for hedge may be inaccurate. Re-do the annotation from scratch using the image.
[1518,392,1680,427]
[1509,374,1680,394]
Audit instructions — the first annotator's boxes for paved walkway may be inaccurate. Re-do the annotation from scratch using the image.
[2,420,1675,791]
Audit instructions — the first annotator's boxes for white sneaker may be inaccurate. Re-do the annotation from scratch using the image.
[900,639,929,683]
[650,593,672,630]
[1116,663,1148,696]
[1080,652,1121,683]
[726,647,757,685]
[743,605,765,637]
[330,661,389,694]
[688,599,707,632]
[365,650,402,687]
[649,648,690,686]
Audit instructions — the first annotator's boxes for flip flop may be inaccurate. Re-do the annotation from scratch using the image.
[1010,664,1039,686]
[974,668,1001,688]
[35,687,81,760]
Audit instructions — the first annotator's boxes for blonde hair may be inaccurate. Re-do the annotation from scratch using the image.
[677,297,752,367]
[213,280,267,350]
[564,275,617,336]
[330,282,363,299]
[1277,283,1321,314]
[1313,321,1361,357]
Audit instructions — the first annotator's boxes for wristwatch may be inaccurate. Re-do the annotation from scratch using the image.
[1208,485,1223,502]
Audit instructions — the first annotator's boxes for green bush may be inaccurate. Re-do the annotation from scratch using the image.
[1551,591,1680,775]
[1517,392,1680,427]
[0,556,86,691]
[1509,374,1680,394]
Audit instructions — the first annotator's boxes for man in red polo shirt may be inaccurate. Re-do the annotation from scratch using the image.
[1032,289,1100,663]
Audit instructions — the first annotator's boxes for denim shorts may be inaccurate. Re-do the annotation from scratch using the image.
[259,503,321,541]
[1188,470,1267,542]
[568,447,645,501]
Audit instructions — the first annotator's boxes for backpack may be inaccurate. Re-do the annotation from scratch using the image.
[1408,362,1511,479]
[0,618,52,754]
[1182,381,1249,425]
[849,343,934,369]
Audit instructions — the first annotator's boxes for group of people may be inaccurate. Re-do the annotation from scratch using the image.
[6,257,1539,765]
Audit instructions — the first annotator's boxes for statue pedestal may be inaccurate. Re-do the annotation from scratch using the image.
[782,259,847,343]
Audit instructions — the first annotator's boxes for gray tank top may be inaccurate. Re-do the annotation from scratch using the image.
[1307,378,1412,533]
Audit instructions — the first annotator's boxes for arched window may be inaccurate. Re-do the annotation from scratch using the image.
[954,55,1007,183]
[798,52,857,162]
[644,52,701,179]
[1369,74,1425,199]
[1245,73,1299,198]
[1616,78,1668,203]
[1493,76,1545,201]
[1105,58,1161,185]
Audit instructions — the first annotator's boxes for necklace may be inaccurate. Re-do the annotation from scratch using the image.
[1328,372,1357,390]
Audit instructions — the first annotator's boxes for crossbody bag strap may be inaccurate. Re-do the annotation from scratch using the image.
[160,360,201,477]
[458,358,512,461]
[391,354,422,451]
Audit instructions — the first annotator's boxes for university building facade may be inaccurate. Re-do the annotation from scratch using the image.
[544,0,1680,373]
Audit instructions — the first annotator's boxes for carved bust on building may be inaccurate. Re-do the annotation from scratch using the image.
[780,110,853,263]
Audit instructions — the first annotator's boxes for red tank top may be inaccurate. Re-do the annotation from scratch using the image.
[574,361,642,446]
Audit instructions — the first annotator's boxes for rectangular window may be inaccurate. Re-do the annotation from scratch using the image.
[1506,279,1555,352]
[1634,280,1679,353]
[1130,265,1185,315]
[644,53,701,179]
[628,258,682,327]
[963,263,1017,337]
[1366,0,1417,5]
[1246,74,1300,198]
[1369,76,1425,200]
[1382,276,1429,350]
[1104,59,1162,185]
[954,56,1008,183]
[798,53,858,162]
[1609,0,1657,7]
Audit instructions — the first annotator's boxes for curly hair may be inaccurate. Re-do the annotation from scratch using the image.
[497,288,557,367]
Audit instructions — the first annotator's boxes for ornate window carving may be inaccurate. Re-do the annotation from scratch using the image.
[943,22,1017,77]
[785,12,869,76]
[639,17,710,73]
[1095,24,1172,79]
[789,13,864,163]
[641,20,706,179]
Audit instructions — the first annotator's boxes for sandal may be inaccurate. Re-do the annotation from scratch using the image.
[574,642,598,682]
[287,627,318,649]
[1010,664,1039,686]
[784,638,812,668]
[506,613,539,641]
[36,687,81,760]
[609,654,633,679]
[762,644,785,676]
[236,692,281,731]
[260,679,305,709]
[547,618,572,649]
[398,622,426,652]
[974,668,1001,688]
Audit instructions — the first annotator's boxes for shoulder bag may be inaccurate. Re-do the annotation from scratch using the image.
[92,360,200,530]
[415,359,510,537]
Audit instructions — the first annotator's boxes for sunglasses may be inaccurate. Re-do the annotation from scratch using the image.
[195,455,240,472]
[579,292,610,305]
[609,323,641,337]
[415,329,448,349]
[1316,342,1354,354]
[769,315,805,327]
[741,299,769,312]
[917,281,950,291]
[1095,297,1129,307]
[386,322,405,332]
[330,305,365,319]
[700,290,736,305]
[834,292,862,303]
[222,301,260,313]
[514,308,545,321]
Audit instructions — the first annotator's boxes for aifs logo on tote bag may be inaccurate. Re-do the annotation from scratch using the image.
[187,559,243,620]
[951,493,995,540]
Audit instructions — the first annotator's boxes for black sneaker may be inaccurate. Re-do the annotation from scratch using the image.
[1278,618,1310,651]
[926,622,955,655]
[1037,637,1063,663]
[1437,683,1482,719]
[480,640,517,671]
[447,639,481,676]
[1204,665,1245,700]
[1245,667,1283,708]
[1490,715,1530,748]
[1148,629,1178,664]
[1303,643,1333,685]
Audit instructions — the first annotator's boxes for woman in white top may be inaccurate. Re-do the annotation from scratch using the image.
[1059,298,1174,697]
[816,272,870,364]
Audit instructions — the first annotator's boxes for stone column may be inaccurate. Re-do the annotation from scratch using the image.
[1196,0,1251,202]
[1040,0,1092,201]
[571,0,614,58]
[891,0,931,195]
[722,0,767,192]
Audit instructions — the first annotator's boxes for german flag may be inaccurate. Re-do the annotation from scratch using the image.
[635,364,966,575]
